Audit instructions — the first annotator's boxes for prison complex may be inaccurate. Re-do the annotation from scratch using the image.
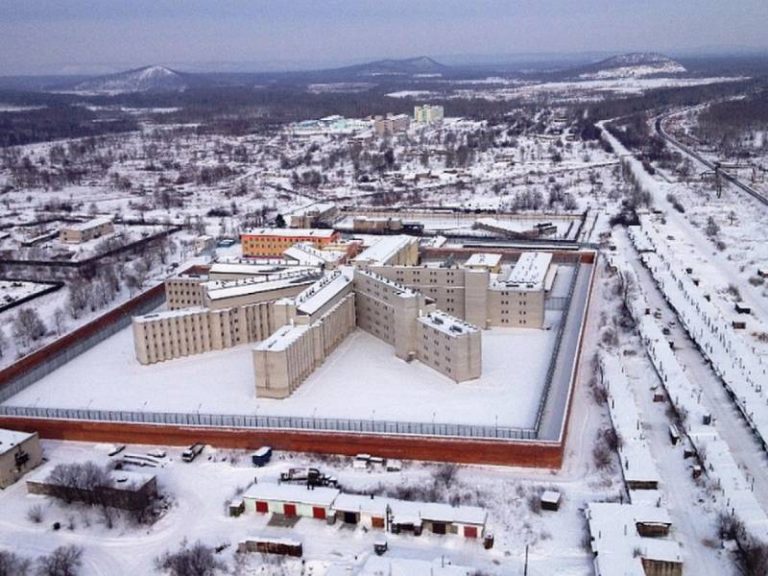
[132,229,558,399]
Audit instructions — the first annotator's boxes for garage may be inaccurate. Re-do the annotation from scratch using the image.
[312,506,326,520]
[255,501,268,514]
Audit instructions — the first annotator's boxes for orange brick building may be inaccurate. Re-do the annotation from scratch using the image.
[241,228,340,257]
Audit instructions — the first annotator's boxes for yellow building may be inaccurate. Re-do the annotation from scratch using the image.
[241,228,340,257]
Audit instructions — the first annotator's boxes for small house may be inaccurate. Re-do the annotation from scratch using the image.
[242,483,339,520]
[0,429,43,489]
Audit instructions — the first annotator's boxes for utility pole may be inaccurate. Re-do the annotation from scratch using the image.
[524,544,529,575]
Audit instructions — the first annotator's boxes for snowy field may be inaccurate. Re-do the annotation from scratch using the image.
[3,316,560,428]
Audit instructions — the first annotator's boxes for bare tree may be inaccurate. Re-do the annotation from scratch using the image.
[12,307,46,349]
[155,541,226,576]
[36,546,83,576]
[0,550,31,576]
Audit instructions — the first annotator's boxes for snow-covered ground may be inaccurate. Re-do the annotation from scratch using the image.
[3,317,560,428]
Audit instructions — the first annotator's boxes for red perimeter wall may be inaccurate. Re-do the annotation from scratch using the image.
[0,417,563,467]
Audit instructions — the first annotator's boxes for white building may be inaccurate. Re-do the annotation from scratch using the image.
[414,105,444,123]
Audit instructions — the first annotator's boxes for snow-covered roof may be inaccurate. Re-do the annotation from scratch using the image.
[601,354,662,488]
[209,261,307,277]
[295,269,354,316]
[332,493,389,516]
[63,216,113,232]
[254,324,310,352]
[418,310,479,337]
[587,503,682,576]
[502,252,552,289]
[541,490,561,505]
[134,307,209,324]
[243,228,337,239]
[0,428,36,456]
[464,253,502,268]
[284,243,346,267]
[206,273,320,301]
[242,482,340,507]
[352,235,417,265]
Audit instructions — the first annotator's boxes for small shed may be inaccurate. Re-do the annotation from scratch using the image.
[0,429,42,489]
[242,483,339,520]
[238,536,302,557]
[735,302,751,315]
[251,446,272,467]
[540,490,562,511]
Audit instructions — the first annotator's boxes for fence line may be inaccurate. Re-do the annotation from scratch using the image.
[533,262,581,433]
[0,404,537,441]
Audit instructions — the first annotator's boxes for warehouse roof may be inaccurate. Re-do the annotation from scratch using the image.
[243,228,337,239]
[243,483,340,507]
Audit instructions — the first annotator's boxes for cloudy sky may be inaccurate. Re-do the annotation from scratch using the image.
[1,0,767,75]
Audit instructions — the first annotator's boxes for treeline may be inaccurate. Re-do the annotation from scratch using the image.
[0,104,138,147]
[696,90,768,150]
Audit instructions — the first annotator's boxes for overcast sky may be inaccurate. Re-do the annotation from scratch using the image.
[1,0,767,75]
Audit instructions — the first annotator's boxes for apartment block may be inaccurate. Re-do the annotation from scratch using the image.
[414,104,444,123]
[373,114,410,137]
[241,228,340,257]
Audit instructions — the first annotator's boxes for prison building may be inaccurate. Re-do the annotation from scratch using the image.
[207,259,309,281]
[133,301,276,365]
[587,503,682,576]
[464,253,502,274]
[283,242,349,269]
[352,268,425,361]
[351,235,419,267]
[254,293,356,398]
[487,252,552,328]
[59,217,115,244]
[368,265,489,328]
[0,429,43,489]
[416,311,481,382]
[241,228,340,257]
[204,271,323,310]
[288,202,338,228]
[165,274,208,309]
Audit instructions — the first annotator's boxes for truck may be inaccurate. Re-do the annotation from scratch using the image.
[181,443,205,462]
[279,467,338,488]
